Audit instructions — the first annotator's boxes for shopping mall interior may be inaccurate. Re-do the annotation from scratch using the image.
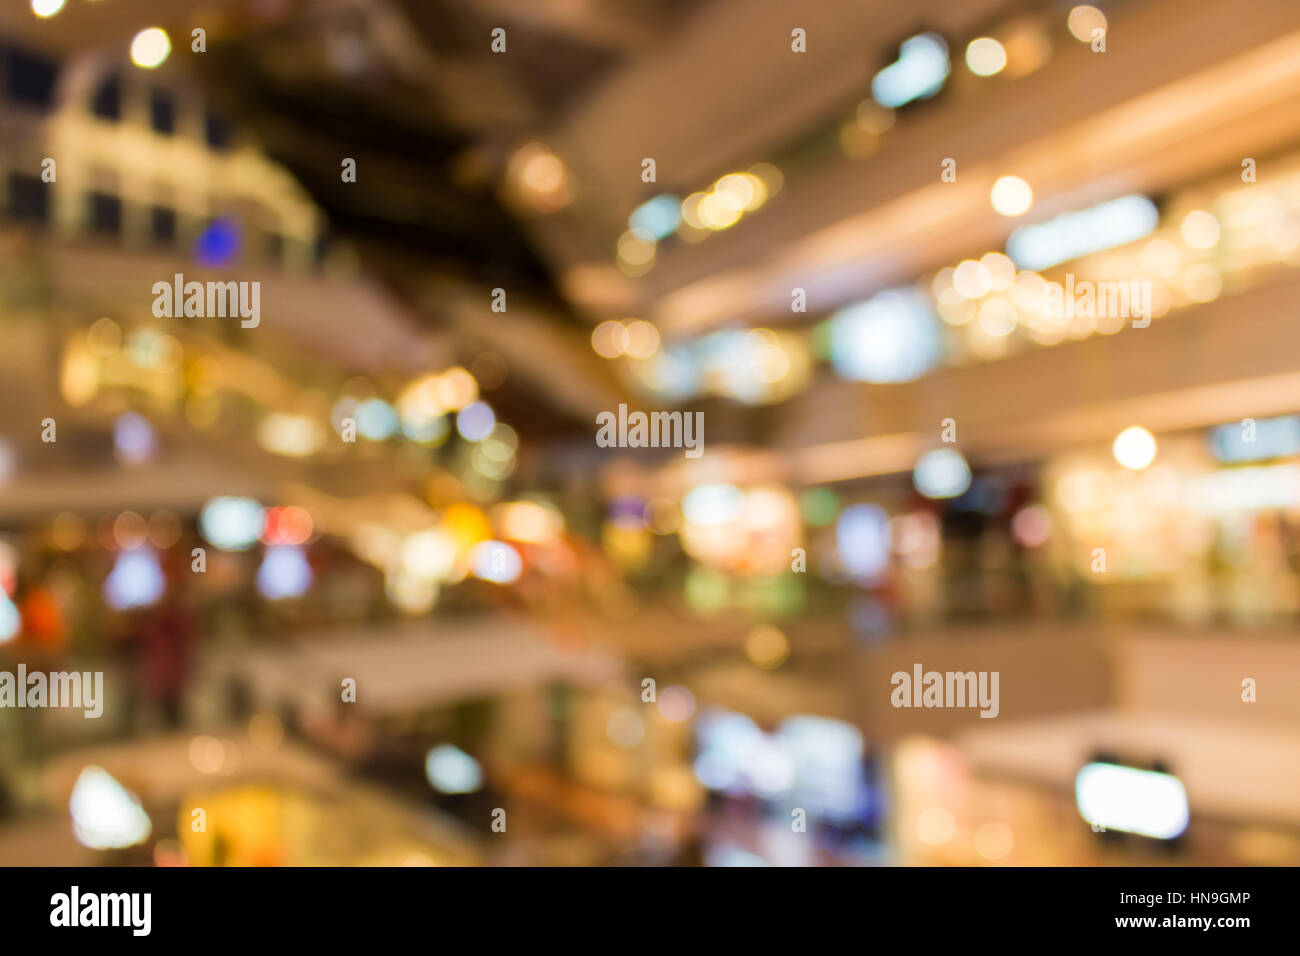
[0,0,1298,867]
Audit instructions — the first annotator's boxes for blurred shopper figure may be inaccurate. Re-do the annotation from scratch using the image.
[134,552,197,729]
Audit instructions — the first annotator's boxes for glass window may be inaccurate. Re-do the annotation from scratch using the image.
[5,48,57,110]
[149,206,176,244]
[8,173,49,224]
[88,192,122,235]
[204,111,231,149]
[91,77,121,121]
[149,89,175,134]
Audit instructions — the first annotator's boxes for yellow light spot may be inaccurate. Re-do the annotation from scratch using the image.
[31,0,65,18]
[990,176,1033,216]
[965,37,1007,76]
[1112,426,1157,470]
[1183,263,1222,303]
[745,625,789,669]
[714,173,756,209]
[856,101,896,135]
[435,367,478,411]
[591,320,629,358]
[50,512,86,550]
[508,143,571,211]
[617,229,656,274]
[131,28,172,69]
[953,259,993,298]
[1180,209,1221,249]
[1001,20,1052,77]
[1067,6,1107,43]
[747,163,783,199]
[917,807,956,846]
[624,320,660,359]
[980,252,1016,290]
[976,298,1018,337]
[1140,239,1181,278]
[680,192,709,230]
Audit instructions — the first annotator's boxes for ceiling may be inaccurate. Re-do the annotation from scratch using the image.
[7,0,1300,471]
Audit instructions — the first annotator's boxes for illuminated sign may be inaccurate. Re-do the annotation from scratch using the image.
[1075,762,1189,839]
[871,34,950,109]
[1006,195,1158,271]
[1211,415,1300,463]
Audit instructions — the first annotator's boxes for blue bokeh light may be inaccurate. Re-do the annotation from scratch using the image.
[194,219,241,267]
